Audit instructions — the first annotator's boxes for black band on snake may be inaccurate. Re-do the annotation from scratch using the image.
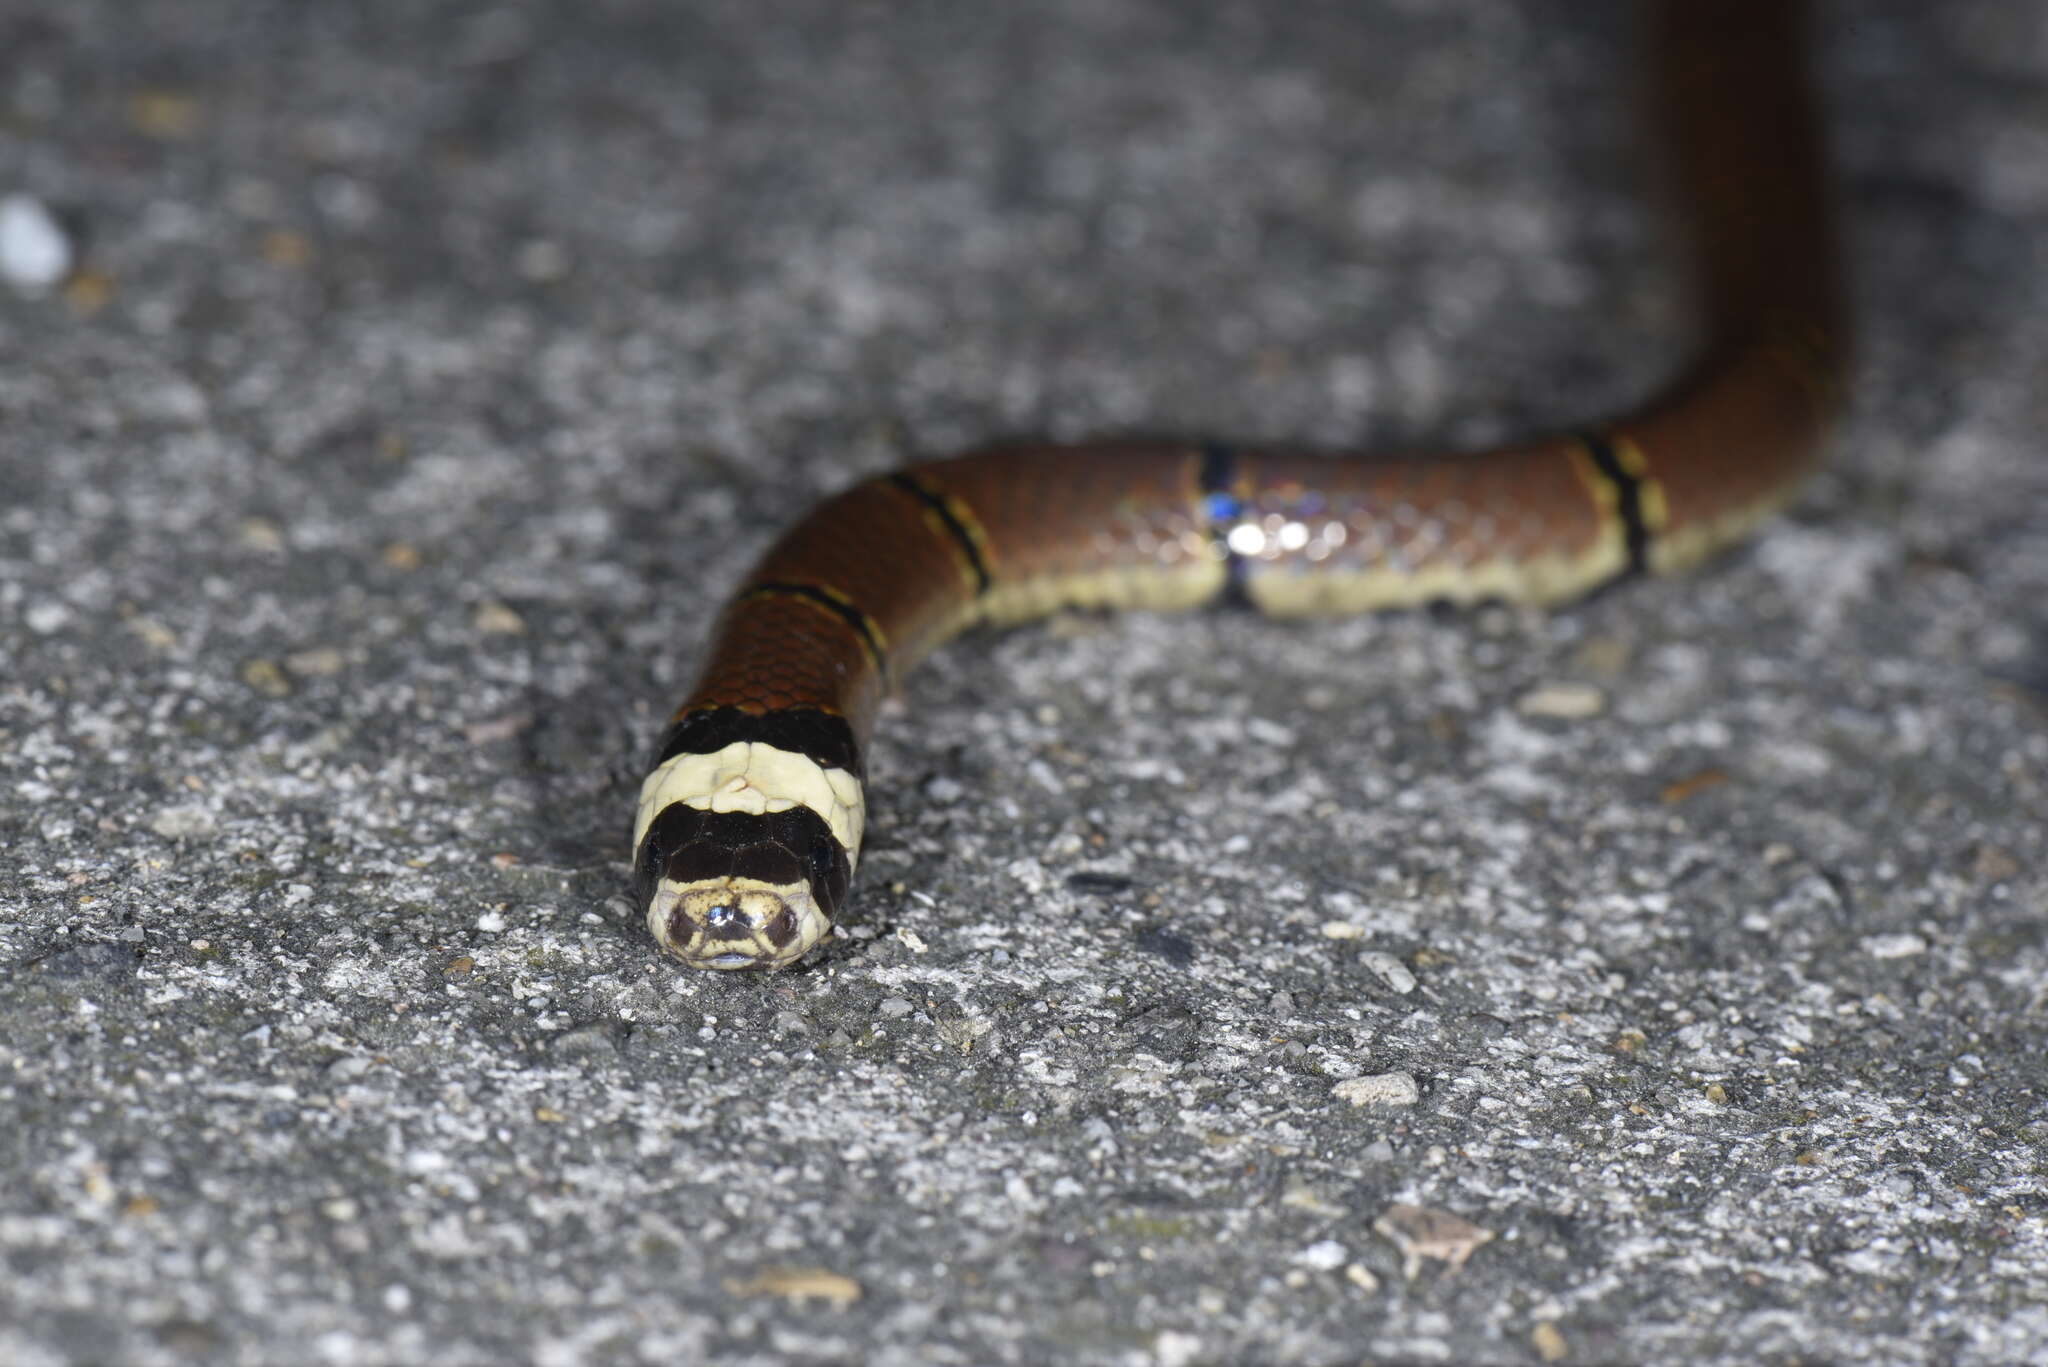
[632,0,1845,969]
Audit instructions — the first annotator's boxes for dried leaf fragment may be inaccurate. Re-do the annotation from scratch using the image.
[1372,1202,1495,1280]
[723,1266,862,1310]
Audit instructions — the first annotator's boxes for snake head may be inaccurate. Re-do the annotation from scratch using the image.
[632,743,862,970]
[646,877,829,970]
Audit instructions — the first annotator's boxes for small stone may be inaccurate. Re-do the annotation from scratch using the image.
[549,1026,617,1061]
[1863,932,1928,959]
[1290,1239,1348,1271]
[149,805,218,841]
[515,238,570,282]
[463,711,531,744]
[1361,951,1417,994]
[237,518,287,553]
[24,601,69,634]
[1971,844,2019,882]
[64,270,113,314]
[1344,1263,1381,1293]
[260,228,313,267]
[0,194,73,294]
[129,90,201,138]
[1531,1321,1569,1363]
[125,616,178,650]
[1279,1182,1347,1217]
[1245,716,1296,746]
[1571,636,1631,678]
[285,646,346,677]
[1334,1072,1420,1108]
[1515,681,1605,719]
[879,996,914,1018]
[241,658,292,697]
[473,600,526,635]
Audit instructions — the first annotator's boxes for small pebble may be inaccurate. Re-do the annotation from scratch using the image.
[1334,1072,1420,1107]
[473,600,526,635]
[0,194,72,293]
[879,996,914,1017]
[1863,932,1927,959]
[241,658,292,697]
[25,601,69,634]
[1245,716,1296,747]
[149,805,218,841]
[1361,951,1417,994]
[285,646,346,677]
[1516,681,1606,719]
[1290,1239,1348,1271]
[516,238,569,282]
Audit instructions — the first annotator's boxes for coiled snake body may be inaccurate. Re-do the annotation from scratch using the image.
[633,0,1845,969]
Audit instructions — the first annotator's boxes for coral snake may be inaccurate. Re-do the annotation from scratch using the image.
[633,0,1845,969]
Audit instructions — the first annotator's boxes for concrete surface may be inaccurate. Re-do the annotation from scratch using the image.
[3,1,2045,1363]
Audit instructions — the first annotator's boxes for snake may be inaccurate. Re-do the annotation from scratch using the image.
[630,0,1845,969]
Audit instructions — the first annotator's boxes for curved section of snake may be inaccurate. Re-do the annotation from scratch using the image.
[633,0,1847,969]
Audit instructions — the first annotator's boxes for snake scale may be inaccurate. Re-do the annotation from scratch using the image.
[632,0,1845,969]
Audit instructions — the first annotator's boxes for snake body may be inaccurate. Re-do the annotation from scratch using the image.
[633,0,1845,969]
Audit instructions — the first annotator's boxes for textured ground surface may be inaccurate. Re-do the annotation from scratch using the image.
[4,1,2046,1363]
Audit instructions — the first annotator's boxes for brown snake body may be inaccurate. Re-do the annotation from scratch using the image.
[632,1,1845,969]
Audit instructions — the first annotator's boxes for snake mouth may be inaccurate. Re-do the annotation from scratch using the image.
[646,877,829,970]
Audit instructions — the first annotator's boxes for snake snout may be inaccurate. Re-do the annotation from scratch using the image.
[648,879,828,970]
